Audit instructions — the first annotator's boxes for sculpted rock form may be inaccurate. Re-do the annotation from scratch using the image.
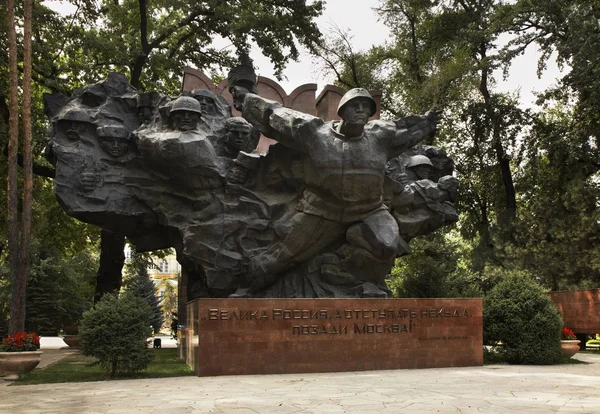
[47,69,459,300]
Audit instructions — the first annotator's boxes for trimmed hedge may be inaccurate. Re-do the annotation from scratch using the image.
[79,292,153,377]
[483,272,562,364]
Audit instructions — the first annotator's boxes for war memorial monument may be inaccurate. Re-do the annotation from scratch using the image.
[45,59,482,375]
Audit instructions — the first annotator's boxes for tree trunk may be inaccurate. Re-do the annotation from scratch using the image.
[6,0,22,334]
[14,0,34,335]
[111,359,118,377]
[94,230,126,304]
[478,44,517,230]
[494,140,517,225]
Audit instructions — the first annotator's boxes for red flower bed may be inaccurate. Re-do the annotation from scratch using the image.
[561,327,577,340]
[0,332,40,352]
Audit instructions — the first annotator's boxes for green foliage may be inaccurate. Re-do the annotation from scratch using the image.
[127,258,163,335]
[313,25,385,92]
[0,277,9,337]
[389,230,482,298]
[13,348,193,385]
[0,180,99,337]
[24,242,97,335]
[79,292,153,377]
[509,105,600,290]
[8,0,324,92]
[483,271,563,364]
[161,281,178,329]
[313,0,600,294]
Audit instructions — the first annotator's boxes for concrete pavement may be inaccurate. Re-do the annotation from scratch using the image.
[1,352,600,413]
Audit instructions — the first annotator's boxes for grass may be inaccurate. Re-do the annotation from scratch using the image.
[483,346,589,365]
[11,348,194,386]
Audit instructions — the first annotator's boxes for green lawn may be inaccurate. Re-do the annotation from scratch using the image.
[12,348,194,386]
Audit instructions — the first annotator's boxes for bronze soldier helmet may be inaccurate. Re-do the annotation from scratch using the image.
[406,155,434,168]
[60,109,94,123]
[337,88,377,117]
[96,125,130,140]
[170,96,202,114]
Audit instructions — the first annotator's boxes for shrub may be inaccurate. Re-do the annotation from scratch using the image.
[128,262,163,334]
[483,271,562,364]
[389,232,482,298]
[79,292,153,377]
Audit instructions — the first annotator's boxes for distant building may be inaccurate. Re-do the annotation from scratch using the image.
[124,244,179,302]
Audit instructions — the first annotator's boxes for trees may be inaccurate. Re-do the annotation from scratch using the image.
[4,0,35,334]
[1,1,326,318]
[29,1,324,93]
[5,0,21,333]
[127,258,163,335]
[0,180,100,337]
[498,0,600,289]
[23,241,97,335]
[483,271,563,364]
[389,231,481,298]
[314,0,599,293]
[79,292,153,377]
[161,281,177,331]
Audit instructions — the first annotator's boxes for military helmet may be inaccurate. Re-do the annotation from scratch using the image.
[192,88,217,101]
[96,125,130,139]
[407,155,434,169]
[337,88,377,117]
[170,96,202,114]
[60,109,93,123]
[227,54,258,94]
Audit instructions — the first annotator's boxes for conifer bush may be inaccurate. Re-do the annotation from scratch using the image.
[79,292,153,377]
[483,271,563,364]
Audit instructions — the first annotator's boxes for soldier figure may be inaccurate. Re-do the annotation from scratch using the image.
[170,96,202,131]
[97,125,131,158]
[230,86,441,296]
[406,154,434,181]
[192,89,218,117]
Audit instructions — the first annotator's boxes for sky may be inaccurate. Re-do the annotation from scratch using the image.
[249,0,565,109]
[44,0,564,109]
[250,0,391,93]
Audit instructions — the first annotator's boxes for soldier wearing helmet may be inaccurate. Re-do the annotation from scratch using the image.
[97,125,131,158]
[406,154,434,181]
[169,96,202,131]
[335,88,377,138]
[57,109,94,141]
[230,83,441,297]
[192,89,218,117]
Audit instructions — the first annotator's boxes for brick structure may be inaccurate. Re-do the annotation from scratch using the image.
[549,289,600,335]
[182,67,382,154]
[183,298,483,376]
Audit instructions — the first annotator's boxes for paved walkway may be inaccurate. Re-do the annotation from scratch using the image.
[1,352,599,413]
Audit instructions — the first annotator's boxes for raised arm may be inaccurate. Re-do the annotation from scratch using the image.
[235,87,323,153]
[388,107,442,159]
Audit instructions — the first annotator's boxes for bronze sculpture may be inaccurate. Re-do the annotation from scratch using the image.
[45,64,458,300]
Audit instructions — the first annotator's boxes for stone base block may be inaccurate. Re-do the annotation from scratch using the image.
[184,298,483,376]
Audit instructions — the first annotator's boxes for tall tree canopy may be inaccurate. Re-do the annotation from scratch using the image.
[313,0,599,293]
[1,0,325,331]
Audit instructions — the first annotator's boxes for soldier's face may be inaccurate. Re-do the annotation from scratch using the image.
[99,136,129,158]
[62,121,89,141]
[414,165,431,180]
[227,124,251,150]
[342,98,371,125]
[172,111,200,131]
[138,107,153,124]
[195,95,216,116]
